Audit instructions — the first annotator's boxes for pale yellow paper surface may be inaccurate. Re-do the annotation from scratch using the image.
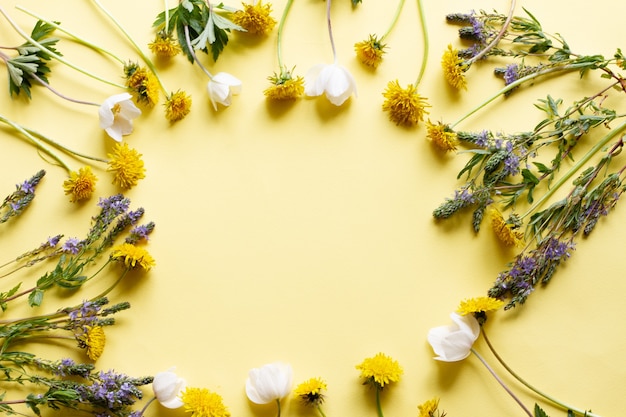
[0,0,624,416]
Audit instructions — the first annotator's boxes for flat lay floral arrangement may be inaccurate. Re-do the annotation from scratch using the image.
[0,0,623,416]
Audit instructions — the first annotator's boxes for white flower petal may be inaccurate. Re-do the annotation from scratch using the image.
[427,313,480,362]
[207,73,242,111]
[245,362,293,404]
[98,93,141,142]
[304,63,356,105]
[152,367,186,409]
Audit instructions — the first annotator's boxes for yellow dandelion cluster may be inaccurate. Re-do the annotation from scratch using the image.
[149,31,181,58]
[382,80,430,126]
[426,121,458,151]
[63,166,97,202]
[264,70,305,100]
[441,44,468,90]
[107,143,146,189]
[165,91,192,122]
[232,1,277,35]
[417,397,440,417]
[354,34,386,69]
[490,208,524,247]
[78,325,106,361]
[355,352,403,389]
[110,243,156,271]
[125,64,160,106]
[457,296,505,316]
[181,387,230,417]
[294,377,327,406]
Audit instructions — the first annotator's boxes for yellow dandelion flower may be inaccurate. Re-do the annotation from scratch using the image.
[78,326,106,361]
[382,80,430,126]
[441,44,468,90]
[107,143,146,189]
[417,397,440,417]
[426,121,458,152]
[110,243,155,271]
[149,31,181,58]
[264,70,304,100]
[165,91,192,122]
[294,377,327,406]
[181,387,230,417]
[63,166,97,203]
[232,1,277,35]
[490,208,524,247]
[354,34,386,68]
[356,352,403,389]
[125,64,160,106]
[457,296,505,316]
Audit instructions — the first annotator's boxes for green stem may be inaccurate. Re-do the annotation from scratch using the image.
[381,0,405,41]
[0,5,126,90]
[466,0,516,65]
[471,348,533,417]
[520,120,626,219]
[375,386,384,417]
[450,63,590,129]
[316,405,327,417]
[92,266,128,300]
[24,126,108,164]
[0,115,70,171]
[276,0,294,70]
[275,398,281,417]
[90,0,169,95]
[15,6,126,65]
[481,329,602,417]
[326,0,337,64]
[414,0,428,86]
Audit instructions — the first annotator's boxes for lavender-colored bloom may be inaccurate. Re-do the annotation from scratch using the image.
[504,64,519,86]
[476,130,489,148]
[46,235,62,247]
[503,153,520,176]
[62,237,82,254]
[454,188,475,204]
[97,194,130,218]
[468,14,486,43]
[544,237,575,260]
[78,370,144,409]
[69,300,102,325]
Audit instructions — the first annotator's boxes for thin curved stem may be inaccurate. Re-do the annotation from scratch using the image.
[25,127,108,163]
[92,265,128,300]
[90,0,169,95]
[374,386,384,417]
[15,6,126,65]
[183,25,213,79]
[29,72,99,106]
[466,0,516,65]
[0,115,70,171]
[414,0,428,86]
[276,0,295,69]
[316,405,327,417]
[275,398,281,417]
[0,5,126,90]
[326,0,337,64]
[481,329,602,417]
[381,0,405,41]
[471,348,533,417]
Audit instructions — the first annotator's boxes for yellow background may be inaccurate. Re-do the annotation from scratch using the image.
[0,0,624,416]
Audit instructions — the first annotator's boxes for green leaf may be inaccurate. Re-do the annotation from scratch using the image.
[534,403,550,417]
[532,161,551,174]
[28,289,44,307]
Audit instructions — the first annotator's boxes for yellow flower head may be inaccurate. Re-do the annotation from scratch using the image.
[417,397,440,417]
[124,64,160,106]
[356,352,403,389]
[355,34,386,68]
[110,243,155,271]
[107,143,146,189]
[232,1,277,35]
[78,325,106,361]
[457,296,505,316]
[181,387,230,417]
[63,166,97,202]
[149,30,181,59]
[382,80,430,127]
[294,377,327,406]
[490,208,524,247]
[426,121,458,152]
[441,44,468,90]
[264,69,305,100]
[165,91,192,122]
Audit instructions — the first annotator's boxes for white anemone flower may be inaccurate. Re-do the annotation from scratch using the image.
[304,63,357,106]
[427,312,480,362]
[207,72,242,111]
[245,362,293,404]
[152,367,187,409]
[98,93,141,142]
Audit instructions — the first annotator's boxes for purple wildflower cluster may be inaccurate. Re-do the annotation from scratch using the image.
[76,370,147,412]
[489,237,575,309]
[0,170,45,223]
